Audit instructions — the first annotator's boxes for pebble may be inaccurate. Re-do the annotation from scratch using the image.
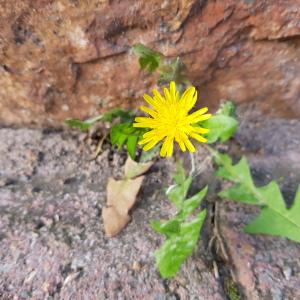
[282,265,292,280]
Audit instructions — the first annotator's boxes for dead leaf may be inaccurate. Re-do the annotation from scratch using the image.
[124,156,153,179]
[102,206,131,237]
[102,176,145,237]
[107,177,144,215]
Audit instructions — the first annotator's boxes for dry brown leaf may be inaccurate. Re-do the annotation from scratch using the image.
[102,207,131,237]
[124,156,153,179]
[107,177,144,215]
[102,176,145,236]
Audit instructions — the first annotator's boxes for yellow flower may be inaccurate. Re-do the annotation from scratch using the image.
[133,81,212,157]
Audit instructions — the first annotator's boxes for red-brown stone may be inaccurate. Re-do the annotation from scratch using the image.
[0,0,299,126]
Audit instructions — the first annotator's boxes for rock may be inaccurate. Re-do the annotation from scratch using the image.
[0,127,224,299]
[0,0,299,126]
[282,266,292,281]
[216,114,300,299]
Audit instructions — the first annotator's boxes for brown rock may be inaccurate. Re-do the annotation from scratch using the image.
[0,0,299,126]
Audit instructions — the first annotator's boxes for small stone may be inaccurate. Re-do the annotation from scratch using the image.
[282,266,292,280]
[132,261,142,272]
[71,257,86,271]
[271,288,283,300]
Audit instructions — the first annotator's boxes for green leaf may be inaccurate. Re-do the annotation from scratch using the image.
[203,116,238,143]
[65,109,134,132]
[215,150,300,243]
[219,184,257,205]
[153,168,208,278]
[215,154,260,205]
[65,115,103,132]
[110,122,145,160]
[133,44,162,73]
[173,162,187,185]
[102,108,134,123]
[158,57,189,86]
[202,101,238,143]
[166,177,192,209]
[217,101,237,117]
[151,219,181,238]
[126,135,138,160]
[216,156,253,186]
[177,186,208,220]
[155,210,207,278]
[246,184,300,243]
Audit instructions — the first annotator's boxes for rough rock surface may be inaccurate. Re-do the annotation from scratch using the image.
[0,128,224,299]
[0,0,300,126]
[1,111,300,299]
[217,113,300,300]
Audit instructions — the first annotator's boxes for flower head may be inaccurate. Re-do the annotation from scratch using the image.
[133,81,211,157]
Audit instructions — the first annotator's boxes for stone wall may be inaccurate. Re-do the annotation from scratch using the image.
[0,0,299,126]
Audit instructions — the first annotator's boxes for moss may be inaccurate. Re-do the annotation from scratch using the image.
[224,277,241,300]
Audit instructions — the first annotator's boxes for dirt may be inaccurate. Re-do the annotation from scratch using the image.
[0,112,300,299]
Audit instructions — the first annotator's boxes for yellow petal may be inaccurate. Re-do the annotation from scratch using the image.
[138,136,154,145]
[182,135,196,152]
[190,132,208,143]
[190,113,212,123]
[140,106,158,118]
[160,136,173,157]
[170,81,176,99]
[143,139,160,151]
[133,119,158,128]
[188,107,208,120]
[185,91,197,112]
[192,126,210,134]
[166,139,174,157]
[180,87,195,109]
[143,94,159,109]
[137,82,212,157]
[164,87,172,104]
[153,89,165,104]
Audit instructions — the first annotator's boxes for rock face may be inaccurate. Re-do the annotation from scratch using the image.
[1,114,300,299]
[0,128,225,299]
[0,0,299,126]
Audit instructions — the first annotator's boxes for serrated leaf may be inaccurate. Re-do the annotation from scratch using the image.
[245,184,300,242]
[133,44,162,73]
[216,156,254,186]
[151,219,181,238]
[215,154,262,205]
[177,186,208,220]
[202,101,238,143]
[215,150,300,243]
[219,184,258,205]
[153,164,208,278]
[155,210,207,278]
[173,162,187,185]
[166,177,192,209]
